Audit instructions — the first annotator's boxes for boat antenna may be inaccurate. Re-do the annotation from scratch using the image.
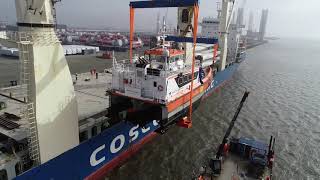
[215,91,250,159]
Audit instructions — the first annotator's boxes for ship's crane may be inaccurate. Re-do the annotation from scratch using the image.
[219,0,236,71]
[10,0,80,165]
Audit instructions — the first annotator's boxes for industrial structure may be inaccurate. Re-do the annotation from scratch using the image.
[248,11,254,32]
[236,8,244,28]
[246,9,269,42]
[258,9,269,41]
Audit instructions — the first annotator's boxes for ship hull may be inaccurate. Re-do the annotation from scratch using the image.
[16,63,241,180]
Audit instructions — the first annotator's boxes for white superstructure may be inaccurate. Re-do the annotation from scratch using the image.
[112,45,202,104]
[201,13,242,63]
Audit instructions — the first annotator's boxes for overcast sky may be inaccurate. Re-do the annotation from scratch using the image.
[0,0,319,38]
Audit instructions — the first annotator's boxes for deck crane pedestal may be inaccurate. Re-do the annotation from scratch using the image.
[13,0,79,164]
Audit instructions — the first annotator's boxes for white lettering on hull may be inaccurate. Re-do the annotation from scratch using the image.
[90,120,158,167]
[110,135,125,153]
[90,145,106,166]
[129,125,139,142]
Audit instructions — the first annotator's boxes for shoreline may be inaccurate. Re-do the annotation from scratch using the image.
[246,40,269,49]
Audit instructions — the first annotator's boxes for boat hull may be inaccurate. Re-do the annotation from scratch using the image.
[16,63,241,180]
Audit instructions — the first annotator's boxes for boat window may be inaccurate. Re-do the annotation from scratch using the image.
[92,126,98,137]
[147,68,161,76]
[182,9,189,23]
[151,55,166,62]
[183,75,188,83]
[79,131,88,142]
[0,169,8,180]
[154,81,157,87]
[15,163,22,176]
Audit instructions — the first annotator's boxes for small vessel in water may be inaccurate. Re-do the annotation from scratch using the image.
[194,92,275,180]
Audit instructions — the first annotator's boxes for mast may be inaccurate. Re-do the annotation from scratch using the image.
[156,12,160,34]
[218,0,235,71]
[14,0,79,164]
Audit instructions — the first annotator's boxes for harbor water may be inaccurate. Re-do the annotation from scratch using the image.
[0,38,319,179]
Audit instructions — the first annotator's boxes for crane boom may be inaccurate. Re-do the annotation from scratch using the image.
[216,91,249,159]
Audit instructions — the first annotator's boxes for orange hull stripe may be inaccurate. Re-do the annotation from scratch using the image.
[112,67,212,112]
[167,68,212,112]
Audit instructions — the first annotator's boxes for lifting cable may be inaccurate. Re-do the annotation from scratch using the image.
[129,5,135,64]
[188,4,199,122]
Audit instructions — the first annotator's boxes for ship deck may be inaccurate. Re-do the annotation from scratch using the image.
[0,71,113,141]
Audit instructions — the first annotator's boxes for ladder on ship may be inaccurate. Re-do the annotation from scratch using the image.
[18,33,41,165]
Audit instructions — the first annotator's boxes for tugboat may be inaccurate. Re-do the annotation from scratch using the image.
[194,92,276,180]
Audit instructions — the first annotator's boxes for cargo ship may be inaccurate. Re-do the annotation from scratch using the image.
[0,0,246,179]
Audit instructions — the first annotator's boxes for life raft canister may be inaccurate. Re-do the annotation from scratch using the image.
[158,85,164,91]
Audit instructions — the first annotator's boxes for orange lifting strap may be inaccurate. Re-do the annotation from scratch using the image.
[179,4,199,129]
[188,4,200,120]
[129,6,135,64]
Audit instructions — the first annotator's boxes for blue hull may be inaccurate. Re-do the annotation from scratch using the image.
[16,63,241,180]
